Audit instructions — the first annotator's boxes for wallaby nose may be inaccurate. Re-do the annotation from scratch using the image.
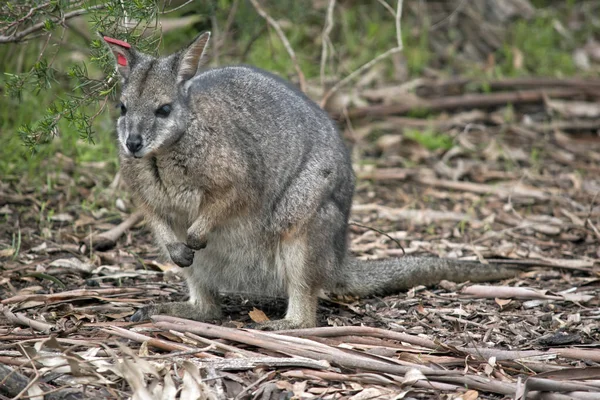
[126,135,143,154]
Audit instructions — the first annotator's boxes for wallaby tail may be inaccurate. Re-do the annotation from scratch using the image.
[331,257,521,297]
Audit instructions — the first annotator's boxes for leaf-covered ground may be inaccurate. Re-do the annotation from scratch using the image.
[1,78,600,399]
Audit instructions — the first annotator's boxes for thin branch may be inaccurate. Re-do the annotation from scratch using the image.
[349,221,405,255]
[429,0,467,31]
[82,210,144,252]
[160,0,194,14]
[320,0,404,107]
[0,4,107,44]
[217,0,240,49]
[376,0,401,47]
[248,0,307,93]
[320,0,336,89]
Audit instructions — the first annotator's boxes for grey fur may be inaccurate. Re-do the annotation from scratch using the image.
[102,32,519,329]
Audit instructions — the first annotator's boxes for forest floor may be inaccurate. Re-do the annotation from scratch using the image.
[1,77,600,399]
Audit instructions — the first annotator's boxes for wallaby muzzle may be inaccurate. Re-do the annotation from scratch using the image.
[126,134,143,156]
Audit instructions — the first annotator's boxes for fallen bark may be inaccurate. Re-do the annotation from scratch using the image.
[345,88,598,119]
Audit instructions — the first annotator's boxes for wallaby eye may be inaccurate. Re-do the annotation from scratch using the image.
[118,102,127,116]
[155,104,172,118]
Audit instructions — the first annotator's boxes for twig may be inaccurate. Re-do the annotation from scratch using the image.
[182,356,328,372]
[0,4,107,43]
[216,0,240,50]
[1,288,143,304]
[184,332,262,358]
[234,371,274,400]
[160,0,194,14]
[321,0,404,107]
[283,369,462,391]
[104,327,215,359]
[349,221,405,255]
[1,306,54,334]
[248,0,306,93]
[320,0,336,89]
[82,211,144,252]
[429,0,467,31]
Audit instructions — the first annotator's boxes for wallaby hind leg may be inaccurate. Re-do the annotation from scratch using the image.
[250,235,321,330]
[130,275,221,322]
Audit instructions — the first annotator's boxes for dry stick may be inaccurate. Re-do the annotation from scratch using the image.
[348,221,405,254]
[284,369,462,392]
[460,285,563,301]
[160,0,194,14]
[416,176,550,201]
[528,394,600,400]
[184,332,262,358]
[152,316,453,377]
[215,0,240,50]
[523,378,600,396]
[434,376,585,400]
[345,88,599,119]
[1,306,53,334]
[276,326,600,364]
[1,288,143,304]
[321,0,404,107]
[468,258,595,272]
[181,355,329,372]
[104,326,216,359]
[319,0,336,89]
[285,369,394,386]
[234,371,275,400]
[276,326,442,350]
[83,211,144,251]
[429,0,467,31]
[248,0,306,93]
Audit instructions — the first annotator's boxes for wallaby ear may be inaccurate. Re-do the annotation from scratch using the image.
[177,32,211,83]
[99,33,136,79]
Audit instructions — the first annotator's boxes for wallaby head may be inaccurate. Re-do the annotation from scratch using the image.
[101,32,211,158]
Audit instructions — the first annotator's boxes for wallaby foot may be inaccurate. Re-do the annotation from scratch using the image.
[130,301,222,322]
[166,242,195,267]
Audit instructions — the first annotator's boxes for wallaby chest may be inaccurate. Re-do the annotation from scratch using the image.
[122,153,203,225]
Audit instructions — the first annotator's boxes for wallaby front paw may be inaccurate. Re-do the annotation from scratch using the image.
[186,230,207,250]
[166,242,195,267]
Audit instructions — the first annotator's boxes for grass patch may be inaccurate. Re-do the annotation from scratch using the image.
[404,128,453,151]
[498,19,576,76]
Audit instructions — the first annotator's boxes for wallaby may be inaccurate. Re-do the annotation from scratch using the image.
[101,32,519,329]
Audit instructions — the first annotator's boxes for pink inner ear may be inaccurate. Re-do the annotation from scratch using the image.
[103,36,131,49]
[117,53,127,66]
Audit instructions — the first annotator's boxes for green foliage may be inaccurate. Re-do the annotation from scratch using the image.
[496,17,576,77]
[404,128,453,151]
[1,0,161,168]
